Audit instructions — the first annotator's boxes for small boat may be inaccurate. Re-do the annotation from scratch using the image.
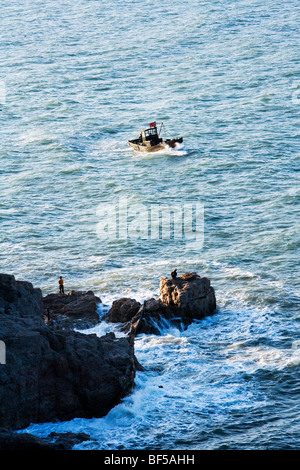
[128,122,183,152]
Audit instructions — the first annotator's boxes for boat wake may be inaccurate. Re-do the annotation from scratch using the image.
[131,142,187,157]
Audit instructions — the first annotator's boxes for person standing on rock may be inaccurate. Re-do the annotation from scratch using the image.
[58,276,64,294]
[45,307,51,322]
[44,307,54,327]
[171,269,177,279]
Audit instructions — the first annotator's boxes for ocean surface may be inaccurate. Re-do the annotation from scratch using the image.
[1,0,300,450]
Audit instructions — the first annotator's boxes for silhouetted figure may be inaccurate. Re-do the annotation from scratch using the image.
[59,276,64,294]
[171,269,177,279]
[44,307,54,327]
[45,307,51,323]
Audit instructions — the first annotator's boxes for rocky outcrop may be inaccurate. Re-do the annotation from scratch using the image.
[159,272,216,321]
[0,427,57,450]
[43,290,102,330]
[0,271,216,448]
[0,273,43,321]
[0,428,93,450]
[105,272,217,336]
[122,298,173,336]
[0,274,137,432]
[104,298,141,323]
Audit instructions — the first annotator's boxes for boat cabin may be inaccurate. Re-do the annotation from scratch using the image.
[139,125,161,146]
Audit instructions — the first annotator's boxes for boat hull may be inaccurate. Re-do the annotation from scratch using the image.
[128,138,183,153]
[128,141,166,152]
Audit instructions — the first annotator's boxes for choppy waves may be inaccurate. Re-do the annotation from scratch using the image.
[23,295,300,450]
[2,0,300,450]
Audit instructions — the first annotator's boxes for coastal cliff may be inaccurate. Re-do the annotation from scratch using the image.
[0,271,216,449]
[0,274,136,432]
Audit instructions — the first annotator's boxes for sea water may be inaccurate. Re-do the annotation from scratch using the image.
[1,0,299,450]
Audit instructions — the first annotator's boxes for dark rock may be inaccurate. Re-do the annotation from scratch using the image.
[106,273,217,337]
[104,298,141,323]
[0,428,93,450]
[0,274,137,431]
[0,274,43,321]
[46,431,93,450]
[43,290,102,330]
[133,354,145,371]
[159,272,216,321]
[0,427,56,450]
[122,298,173,336]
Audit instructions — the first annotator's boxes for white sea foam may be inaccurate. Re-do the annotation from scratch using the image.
[130,143,187,158]
[224,343,300,373]
[3,0,300,450]
[17,128,57,145]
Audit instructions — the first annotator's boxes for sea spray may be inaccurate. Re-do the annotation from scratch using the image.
[2,0,299,450]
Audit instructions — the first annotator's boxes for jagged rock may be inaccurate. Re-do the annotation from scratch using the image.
[106,272,217,337]
[0,274,137,431]
[0,428,93,450]
[43,290,102,329]
[0,427,56,450]
[0,273,43,320]
[104,298,141,323]
[159,272,216,321]
[122,298,172,336]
